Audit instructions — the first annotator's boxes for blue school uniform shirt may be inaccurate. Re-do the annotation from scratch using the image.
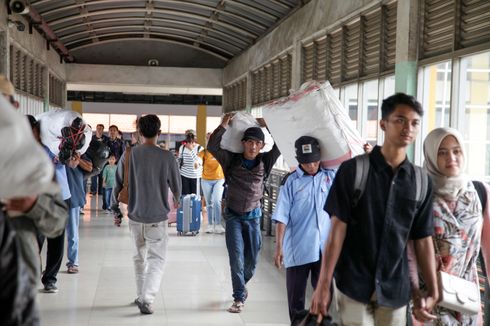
[272,167,336,268]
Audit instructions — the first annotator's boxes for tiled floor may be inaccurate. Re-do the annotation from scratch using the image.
[37,196,291,325]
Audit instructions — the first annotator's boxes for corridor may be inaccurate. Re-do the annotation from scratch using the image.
[37,196,290,326]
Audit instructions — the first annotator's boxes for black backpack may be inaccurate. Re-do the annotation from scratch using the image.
[352,153,428,208]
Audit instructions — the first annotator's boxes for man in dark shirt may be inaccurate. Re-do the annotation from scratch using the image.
[207,113,281,313]
[107,125,124,162]
[90,124,109,195]
[310,93,438,325]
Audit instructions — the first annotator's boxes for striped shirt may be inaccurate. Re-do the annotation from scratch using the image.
[178,144,203,178]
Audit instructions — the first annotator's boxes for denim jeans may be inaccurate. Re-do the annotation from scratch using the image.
[103,188,113,210]
[225,213,262,302]
[201,178,224,225]
[66,206,80,267]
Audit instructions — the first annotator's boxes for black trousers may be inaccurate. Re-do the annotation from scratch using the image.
[38,231,65,286]
[181,176,198,196]
[37,198,69,286]
[286,259,322,321]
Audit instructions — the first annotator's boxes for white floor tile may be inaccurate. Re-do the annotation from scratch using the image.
[37,198,296,325]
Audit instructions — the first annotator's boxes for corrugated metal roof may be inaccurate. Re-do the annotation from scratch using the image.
[28,0,307,67]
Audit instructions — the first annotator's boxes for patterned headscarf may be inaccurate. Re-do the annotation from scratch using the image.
[423,127,467,200]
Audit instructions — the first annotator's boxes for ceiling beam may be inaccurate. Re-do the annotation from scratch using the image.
[46,7,258,39]
[54,16,250,47]
[37,0,268,32]
[68,35,231,61]
[60,25,243,52]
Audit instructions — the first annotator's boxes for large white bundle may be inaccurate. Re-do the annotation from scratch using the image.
[220,111,274,153]
[37,110,92,161]
[262,81,364,168]
[0,96,58,198]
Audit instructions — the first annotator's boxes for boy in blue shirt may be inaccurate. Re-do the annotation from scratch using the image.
[272,136,336,321]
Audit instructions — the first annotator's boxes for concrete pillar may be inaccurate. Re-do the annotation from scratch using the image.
[291,40,302,90]
[62,82,67,108]
[246,71,252,110]
[394,0,418,96]
[43,68,50,111]
[0,31,9,76]
[196,104,207,145]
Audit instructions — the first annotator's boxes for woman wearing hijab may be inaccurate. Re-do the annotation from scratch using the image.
[412,127,490,325]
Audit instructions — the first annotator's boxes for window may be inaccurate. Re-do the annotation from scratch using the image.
[206,117,221,133]
[362,80,378,144]
[169,116,196,134]
[420,61,452,138]
[109,114,138,132]
[342,83,358,128]
[156,115,169,133]
[458,52,490,178]
[82,113,110,130]
[383,75,395,98]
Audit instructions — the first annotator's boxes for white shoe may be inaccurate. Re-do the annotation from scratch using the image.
[214,225,225,234]
[206,224,214,233]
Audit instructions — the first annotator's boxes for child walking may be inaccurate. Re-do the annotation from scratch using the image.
[102,155,117,213]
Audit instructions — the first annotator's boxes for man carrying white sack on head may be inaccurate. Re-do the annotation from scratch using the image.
[0,75,67,326]
[207,113,281,313]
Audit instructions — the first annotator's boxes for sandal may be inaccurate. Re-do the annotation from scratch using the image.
[227,301,244,313]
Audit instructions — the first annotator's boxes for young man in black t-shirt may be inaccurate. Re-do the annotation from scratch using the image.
[310,93,439,325]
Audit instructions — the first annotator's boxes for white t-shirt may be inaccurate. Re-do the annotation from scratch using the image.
[178,144,203,178]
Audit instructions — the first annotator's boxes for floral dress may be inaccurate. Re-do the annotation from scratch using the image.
[431,181,483,325]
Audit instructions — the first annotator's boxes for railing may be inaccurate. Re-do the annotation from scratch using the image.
[261,168,289,236]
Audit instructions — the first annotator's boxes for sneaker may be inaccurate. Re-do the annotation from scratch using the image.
[43,283,58,293]
[67,265,79,274]
[205,224,214,233]
[227,300,244,313]
[214,225,225,234]
[138,302,154,314]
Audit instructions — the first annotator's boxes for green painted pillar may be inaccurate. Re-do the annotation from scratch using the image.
[394,0,419,161]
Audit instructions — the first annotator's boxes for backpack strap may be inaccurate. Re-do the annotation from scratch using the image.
[413,166,428,205]
[472,180,487,210]
[353,154,370,207]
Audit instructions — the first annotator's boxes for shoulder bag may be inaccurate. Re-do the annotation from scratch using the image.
[435,239,481,314]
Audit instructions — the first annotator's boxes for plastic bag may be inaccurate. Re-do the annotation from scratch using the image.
[37,110,92,163]
[262,81,364,168]
[220,111,274,153]
[0,96,58,198]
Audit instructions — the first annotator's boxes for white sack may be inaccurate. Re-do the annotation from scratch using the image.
[37,110,92,157]
[220,111,274,153]
[262,81,364,168]
[0,96,58,198]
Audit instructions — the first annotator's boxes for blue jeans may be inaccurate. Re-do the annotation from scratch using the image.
[201,179,224,225]
[66,206,80,267]
[103,188,113,210]
[225,213,262,302]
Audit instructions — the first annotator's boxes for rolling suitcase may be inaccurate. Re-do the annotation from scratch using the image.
[177,194,201,236]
